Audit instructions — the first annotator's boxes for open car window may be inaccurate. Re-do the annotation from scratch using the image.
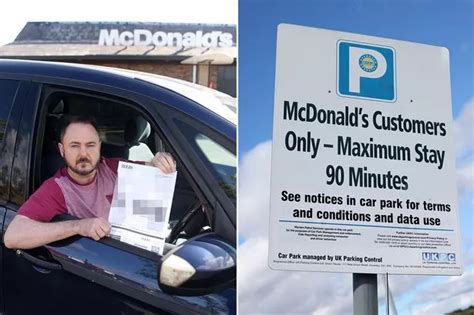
[36,86,211,256]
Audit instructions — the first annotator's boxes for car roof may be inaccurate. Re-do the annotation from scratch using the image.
[0,59,236,126]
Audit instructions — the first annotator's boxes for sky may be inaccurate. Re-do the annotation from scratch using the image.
[238,0,473,314]
[0,0,237,46]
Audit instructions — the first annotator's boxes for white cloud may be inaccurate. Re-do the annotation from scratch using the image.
[454,98,474,198]
[238,141,353,314]
[238,141,272,240]
[383,274,427,298]
[414,270,473,304]
[415,293,474,315]
[239,238,353,314]
[462,239,474,266]
[457,161,474,198]
[454,98,474,161]
[375,270,474,315]
[412,270,474,315]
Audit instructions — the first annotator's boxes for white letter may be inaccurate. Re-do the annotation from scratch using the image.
[182,32,196,47]
[219,33,233,47]
[201,32,214,47]
[167,32,183,47]
[349,47,387,93]
[152,31,167,46]
[195,31,203,47]
[134,29,152,46]
[119,31,134,46]
[210,31,221,47]
[98,29,120,46]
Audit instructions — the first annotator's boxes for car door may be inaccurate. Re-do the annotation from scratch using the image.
[2,77,234,315]
[0,79,29,315]
[3,81,178,314]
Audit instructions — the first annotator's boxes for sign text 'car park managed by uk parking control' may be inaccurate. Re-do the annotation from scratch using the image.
[269,24,462,275]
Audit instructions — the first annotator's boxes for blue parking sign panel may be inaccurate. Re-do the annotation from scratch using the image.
[338,41,396,102]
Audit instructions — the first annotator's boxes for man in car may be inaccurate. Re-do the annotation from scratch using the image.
[4,115,176,249]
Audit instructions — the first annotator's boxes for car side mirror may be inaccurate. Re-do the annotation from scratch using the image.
[157,233,235,296]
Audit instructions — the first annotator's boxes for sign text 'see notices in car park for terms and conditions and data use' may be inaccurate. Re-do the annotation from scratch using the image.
[269,24,462,275]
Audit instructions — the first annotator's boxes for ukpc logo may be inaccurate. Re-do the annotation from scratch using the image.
[422,252,456,262]
[337,40,396,102]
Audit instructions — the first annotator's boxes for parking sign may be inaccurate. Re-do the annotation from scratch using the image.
[269,24,462,275]
[338,41,396,101]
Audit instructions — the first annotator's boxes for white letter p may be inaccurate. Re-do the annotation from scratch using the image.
[349,47,387,93]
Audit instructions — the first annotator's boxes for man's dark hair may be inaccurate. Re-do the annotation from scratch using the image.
[58,115,100,143]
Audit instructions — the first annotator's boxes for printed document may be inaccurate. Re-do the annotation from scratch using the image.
[109,161,177,255]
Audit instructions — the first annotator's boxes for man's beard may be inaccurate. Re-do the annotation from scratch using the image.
[65,156,99,176]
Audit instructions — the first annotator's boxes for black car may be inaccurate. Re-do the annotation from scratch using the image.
[0,59,236,314]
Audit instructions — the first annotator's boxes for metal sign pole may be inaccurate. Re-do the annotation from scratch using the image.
[386,273,390,315]
[353,273,378,315]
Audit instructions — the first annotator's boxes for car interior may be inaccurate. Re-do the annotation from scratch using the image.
[36,86,212,254]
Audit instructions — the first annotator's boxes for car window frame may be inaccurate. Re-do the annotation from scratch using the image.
[174,118,236,203]
[153,102,236,226]
[30,81,218,252]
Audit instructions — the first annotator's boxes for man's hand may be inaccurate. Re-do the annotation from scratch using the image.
[151,152,176,173]
[76,217,111,241]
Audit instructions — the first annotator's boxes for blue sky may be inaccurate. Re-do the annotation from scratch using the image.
[238,0,473,314]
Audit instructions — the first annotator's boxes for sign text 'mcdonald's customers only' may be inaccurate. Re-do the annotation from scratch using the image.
[269,24,462,275]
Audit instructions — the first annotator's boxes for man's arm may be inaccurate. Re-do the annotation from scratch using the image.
[4,215,111,249]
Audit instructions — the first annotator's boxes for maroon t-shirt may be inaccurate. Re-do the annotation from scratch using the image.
[18,157,131,222]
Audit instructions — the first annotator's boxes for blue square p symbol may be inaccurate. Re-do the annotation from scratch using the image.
[338,41,396,102]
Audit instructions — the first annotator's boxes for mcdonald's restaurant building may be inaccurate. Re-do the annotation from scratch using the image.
[0,22,236,96]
